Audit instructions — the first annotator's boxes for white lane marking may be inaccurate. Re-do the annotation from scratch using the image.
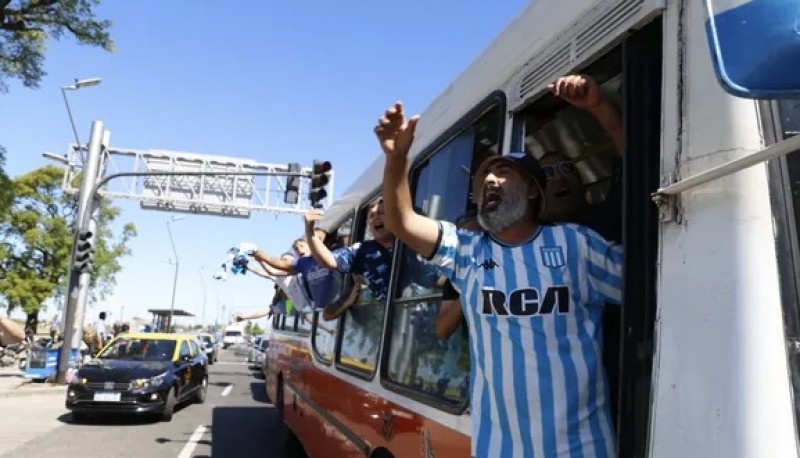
[177,424,207,458]
[220,384,233,397]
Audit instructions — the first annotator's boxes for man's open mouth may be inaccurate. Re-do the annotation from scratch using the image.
[554,188,570,199]
[482,188,502,211]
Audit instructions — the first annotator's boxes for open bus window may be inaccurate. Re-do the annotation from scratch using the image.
[394,106,501,301]
[382,104,501,409]
[520,63,623,243]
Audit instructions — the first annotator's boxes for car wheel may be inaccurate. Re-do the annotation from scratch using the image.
[194,376,208,404]
[161,386,177,422]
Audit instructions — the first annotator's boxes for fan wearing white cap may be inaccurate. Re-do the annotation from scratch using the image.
[375,99,623,458]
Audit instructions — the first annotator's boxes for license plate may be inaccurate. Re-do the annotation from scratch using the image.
[93,391,121,402]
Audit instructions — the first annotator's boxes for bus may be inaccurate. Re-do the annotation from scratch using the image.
[265,1,800,457]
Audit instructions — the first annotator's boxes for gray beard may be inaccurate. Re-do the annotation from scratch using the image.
[477,185,530,233]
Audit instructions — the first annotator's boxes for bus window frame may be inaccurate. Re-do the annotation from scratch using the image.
[762,98,800,433]
[378,90,506,414]
[310,210,357,365]
[333,195,389,380]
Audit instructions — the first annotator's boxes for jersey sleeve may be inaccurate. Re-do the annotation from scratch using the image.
[581,227,624,304]
[425,221,474,282]
[331,243,361,273]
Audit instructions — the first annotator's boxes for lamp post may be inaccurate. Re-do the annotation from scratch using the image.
[166,216,183,332]
[61,78,102,161]
[199,266,207,332]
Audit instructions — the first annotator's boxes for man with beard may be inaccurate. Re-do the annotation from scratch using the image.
[375,101,623,458]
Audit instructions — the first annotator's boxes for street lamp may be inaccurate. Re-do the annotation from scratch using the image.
[61,77,102,162]
[199,266,207,331]
[166,215,183,332]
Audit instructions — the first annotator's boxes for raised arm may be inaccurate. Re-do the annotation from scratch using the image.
[374,102,440,258]
[304,209,338,269]
[550,74,624,155]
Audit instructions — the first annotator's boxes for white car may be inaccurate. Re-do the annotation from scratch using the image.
[221,326,245,349]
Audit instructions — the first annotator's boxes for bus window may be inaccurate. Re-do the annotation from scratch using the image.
[386,299,470,408]
[517,50,625,420]
[336,202,387,374]
[779,100,800,136]
[771,98,800,431]
[313,314,337,361]
[297,312,312,334]
[394,105,502,301]
[384,103,501,408]
[337,295,385,374]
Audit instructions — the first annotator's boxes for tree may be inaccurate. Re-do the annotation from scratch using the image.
[0,165,136,332]
[0,0,113,92]
[0,146,10,215]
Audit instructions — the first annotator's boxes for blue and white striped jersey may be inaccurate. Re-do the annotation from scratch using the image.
[428,221,623,458]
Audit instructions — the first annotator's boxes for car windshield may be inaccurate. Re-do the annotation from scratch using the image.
[97,338,177,362]
[225,331,241,337]
[199,335,212,344]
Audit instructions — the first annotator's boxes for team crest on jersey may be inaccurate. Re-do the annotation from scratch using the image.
[540,246,565,268]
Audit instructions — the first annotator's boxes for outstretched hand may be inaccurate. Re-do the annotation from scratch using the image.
[374,101,420,159]
[236,242,259,256]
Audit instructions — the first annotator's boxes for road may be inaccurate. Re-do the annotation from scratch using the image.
[0,348,306,458]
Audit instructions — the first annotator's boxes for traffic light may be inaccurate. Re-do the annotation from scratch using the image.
[309,160,332,209]
[73,230,95,273]
[284,162,301,204]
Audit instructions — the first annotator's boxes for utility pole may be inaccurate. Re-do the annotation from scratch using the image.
[57,121,105,384]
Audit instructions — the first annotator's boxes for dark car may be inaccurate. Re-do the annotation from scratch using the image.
[196,333,218,364]
[66,332,208,422]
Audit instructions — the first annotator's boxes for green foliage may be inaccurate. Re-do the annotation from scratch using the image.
[0,0,114,92]
[0,145,9,216]
[0,165,136,320]
[251,323,263,336]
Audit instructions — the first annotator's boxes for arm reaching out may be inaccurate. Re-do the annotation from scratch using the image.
[374,101,441,258]
[252,251,297,274]
[304,209,339,269]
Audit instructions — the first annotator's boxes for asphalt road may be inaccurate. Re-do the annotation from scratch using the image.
[1,348,306,458]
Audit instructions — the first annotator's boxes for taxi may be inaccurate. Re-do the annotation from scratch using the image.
[66,332,208,422]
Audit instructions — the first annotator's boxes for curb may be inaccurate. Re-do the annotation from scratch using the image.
[0,388,65,399]
[0,382,66,399]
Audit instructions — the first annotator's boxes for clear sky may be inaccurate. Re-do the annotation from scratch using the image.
[1,1,528,329]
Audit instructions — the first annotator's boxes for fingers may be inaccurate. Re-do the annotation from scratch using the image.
[549,74,591,99]
[374,101,406,134]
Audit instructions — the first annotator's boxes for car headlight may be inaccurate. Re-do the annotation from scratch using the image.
[70,377,87,386]
[131,372,167,389]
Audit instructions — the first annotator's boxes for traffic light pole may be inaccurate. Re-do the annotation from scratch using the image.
[57,121,106,384]
[56,164,322,384]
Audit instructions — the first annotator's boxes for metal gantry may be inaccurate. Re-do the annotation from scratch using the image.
[59,143,334,217]
[55,121,334,383]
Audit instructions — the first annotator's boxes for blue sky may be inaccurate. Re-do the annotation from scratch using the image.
[1,1,527,329]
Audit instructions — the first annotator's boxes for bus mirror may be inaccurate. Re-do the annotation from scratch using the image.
[704,0,800,99]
